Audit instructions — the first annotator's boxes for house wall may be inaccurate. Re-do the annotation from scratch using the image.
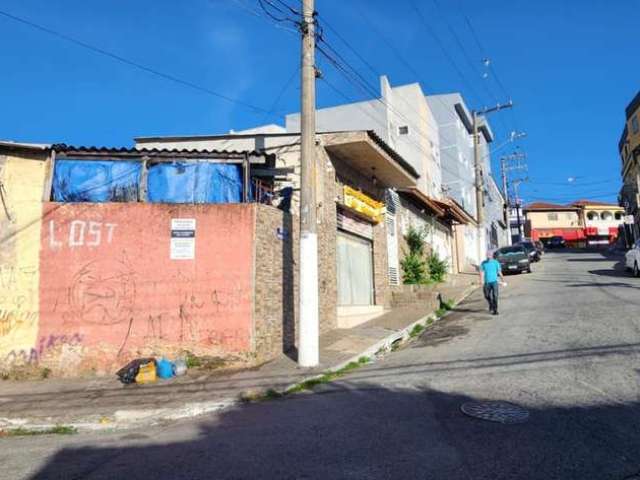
[1,196,265,375]
[331,152,390,308]
[286,77,441,198]
[427,93,477,217]
[0,152,48,367]
[526,210,581,229]
[254,204,298,359]
[396,196,454,275]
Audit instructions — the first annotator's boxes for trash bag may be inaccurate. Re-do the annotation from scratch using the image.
[173,359,187,377]
[135,362,157,384]
[156,358,174,379]
[116,358,155,385]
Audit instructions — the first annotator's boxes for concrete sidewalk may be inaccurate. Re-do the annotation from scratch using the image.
[0,277,477,432]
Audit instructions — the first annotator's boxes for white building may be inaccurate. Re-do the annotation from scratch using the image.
[426,93,508,264]
[286,76,442,199]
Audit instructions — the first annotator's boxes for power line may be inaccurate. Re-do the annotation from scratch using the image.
[271,0,300,16]
[453,1,520,132]
[319,69,476,189]
[409,1,484,108]
[260,65,300,124]
[430,0,499,105]
[0,8,276,115]
[257,0,297,23]
[231,0,299,34]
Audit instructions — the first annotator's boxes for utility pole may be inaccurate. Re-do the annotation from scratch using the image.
[500,151,527,244]
[298,0,319,367]
[472,101,513,258]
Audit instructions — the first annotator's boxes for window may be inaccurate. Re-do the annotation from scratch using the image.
[587,211,598,221]
[615,212,623,220]
[398,125,409,135]
[632,115,639,134]
[547,213,558,221]
[601,211,613,221]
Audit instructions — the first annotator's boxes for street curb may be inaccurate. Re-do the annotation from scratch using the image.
[0,284,479,434]
[278,283,479,394]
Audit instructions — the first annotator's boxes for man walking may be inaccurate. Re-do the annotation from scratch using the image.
[480,250,503,315]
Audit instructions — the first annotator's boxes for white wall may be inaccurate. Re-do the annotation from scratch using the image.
[285,76,441,198]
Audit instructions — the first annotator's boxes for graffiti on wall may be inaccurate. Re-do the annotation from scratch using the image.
[48,220,117,249]
[33,203,257,373]
[64,259,136,325]
[0,264,40,366]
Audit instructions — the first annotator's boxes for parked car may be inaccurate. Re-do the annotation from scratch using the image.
[546,236,566,249]
[625,240,640,277]
[533,240,545,256]
[518,241,541,262]
[494,245,531,274]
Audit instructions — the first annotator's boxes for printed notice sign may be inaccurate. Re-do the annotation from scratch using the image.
[170,218,196,260]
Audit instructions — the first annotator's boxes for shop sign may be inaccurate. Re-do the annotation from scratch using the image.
[343,186,385,222]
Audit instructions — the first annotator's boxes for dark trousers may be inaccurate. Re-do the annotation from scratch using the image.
[483,282,499,312]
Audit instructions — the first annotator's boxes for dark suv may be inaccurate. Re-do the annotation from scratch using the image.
[546,236,566,249]
[518,241,541,262]
[494,245,531,274]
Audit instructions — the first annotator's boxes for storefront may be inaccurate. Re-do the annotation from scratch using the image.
[336,187,384,307]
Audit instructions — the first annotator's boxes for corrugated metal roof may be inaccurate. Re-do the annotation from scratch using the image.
[135,129,419,179]
[0,140,51,151]
[52,144,264,158]
[364,130,420,179]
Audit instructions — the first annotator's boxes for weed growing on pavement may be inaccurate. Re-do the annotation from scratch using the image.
[410,324,425,338]
[435,307,446,318]
[0,425,77,437]
[426,317,434,325]
[286,358,372,395]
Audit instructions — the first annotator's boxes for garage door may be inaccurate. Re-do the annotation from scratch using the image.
[336,231,374,306]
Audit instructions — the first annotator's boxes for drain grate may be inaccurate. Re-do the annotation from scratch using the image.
[461,401,529,424]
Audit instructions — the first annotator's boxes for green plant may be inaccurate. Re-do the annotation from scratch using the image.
[409,324,425,338]
[435,307,448,318]
[1,425,77,437]
[427,252,449,283]
[401,226,430,284]
[184,351,202,368]
[426,317,434,325]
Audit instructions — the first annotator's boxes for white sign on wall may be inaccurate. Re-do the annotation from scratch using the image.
[170,218,196,260]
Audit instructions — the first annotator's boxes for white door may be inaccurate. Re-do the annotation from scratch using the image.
[337,231,374,306]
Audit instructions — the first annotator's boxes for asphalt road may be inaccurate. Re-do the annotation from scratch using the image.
[3,250,640,480]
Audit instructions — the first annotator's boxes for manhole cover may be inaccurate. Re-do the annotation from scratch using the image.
[461,401,529,424]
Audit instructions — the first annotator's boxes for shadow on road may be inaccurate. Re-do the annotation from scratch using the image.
[25,383,640,480]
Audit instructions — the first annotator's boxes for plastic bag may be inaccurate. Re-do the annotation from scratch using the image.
[173,359,187,376]
[116,358,155,385]
[156,358,174,379]
[135,362,157,384]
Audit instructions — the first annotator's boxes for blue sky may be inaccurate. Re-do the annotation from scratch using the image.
[1,0,638,204]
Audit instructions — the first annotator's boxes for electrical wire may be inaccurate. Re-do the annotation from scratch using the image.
[0,8,277,116]
[409,1,484,108]
[260,65,300,124]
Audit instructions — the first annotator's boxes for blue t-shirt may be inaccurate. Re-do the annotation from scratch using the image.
[481,259,501,284]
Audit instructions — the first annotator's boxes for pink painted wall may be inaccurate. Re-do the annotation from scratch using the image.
[38,203,255,373]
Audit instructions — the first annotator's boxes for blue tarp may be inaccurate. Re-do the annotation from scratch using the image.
[146,162,244,204]
[52,159,142,202]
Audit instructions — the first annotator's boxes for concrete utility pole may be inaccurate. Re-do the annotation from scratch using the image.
[298,0,319,367]
[500,151,527,244]
[472,101,513,258]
